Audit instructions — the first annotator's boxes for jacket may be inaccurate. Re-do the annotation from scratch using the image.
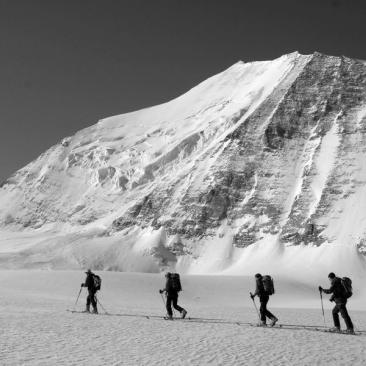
[323,277,347,304]
[254,277,268,299]
[84,273,96,292]
[164,277,177,295]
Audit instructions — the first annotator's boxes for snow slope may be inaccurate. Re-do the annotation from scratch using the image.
[1,51,366,277]
[1,271,366,366]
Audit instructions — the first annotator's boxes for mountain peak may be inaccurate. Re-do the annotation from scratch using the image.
[0,52,366,275]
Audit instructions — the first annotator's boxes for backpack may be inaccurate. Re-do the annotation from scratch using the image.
[169,273,182,292]
[262,275,275,295]
[92,274,102,291]
[341,277,352,298]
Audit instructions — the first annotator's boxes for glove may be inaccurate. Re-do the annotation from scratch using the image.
[159,289,163,294]
[81,283,84,287]
[329,298,334,302]
[318,286,322,292]
[250,293,254,300]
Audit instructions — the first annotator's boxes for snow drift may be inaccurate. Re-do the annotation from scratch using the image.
[1,51,366,279]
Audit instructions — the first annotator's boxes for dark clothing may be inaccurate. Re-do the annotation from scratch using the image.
[84,273,96,292]
[84,272,98,312]
[323,277,353,330]
[162,277,185,317]
[252,276,276,323]
[254,277,266,298]
[164,278,177,296]
[87,289,98,312]
[323,277,347,305]
[259,296,275,322]
[166,292,184,317]
[332,303,353,330]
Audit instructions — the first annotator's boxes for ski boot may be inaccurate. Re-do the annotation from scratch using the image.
[257,320,267,327]
[181,309,187,319]
[345,328,355,335]
[270,317,278,327]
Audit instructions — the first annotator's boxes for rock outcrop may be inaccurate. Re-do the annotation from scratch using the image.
[1,51,366,273]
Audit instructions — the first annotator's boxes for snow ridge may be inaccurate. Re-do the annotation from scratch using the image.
[0,52,366,278]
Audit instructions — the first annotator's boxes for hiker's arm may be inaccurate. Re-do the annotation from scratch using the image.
[159,284,167,294]
[252,282,260,297]
[84,276,91,288]
[322,284,334,294]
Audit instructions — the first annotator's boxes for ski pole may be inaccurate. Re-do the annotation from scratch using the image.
[96,295,108,314]
[250,292,260,321]
[74,287,83,310]
[319,290,326,327]
[160,292,166,307]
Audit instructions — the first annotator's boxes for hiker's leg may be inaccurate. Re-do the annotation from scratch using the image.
[91,292,98,313]
[166,295,173,317]
[259,299,267,322]
[332,304,341,328]
[340,304,353,330]
[172,294,183,313]
[261,296,276,321]
[262,297,275,320]
[86,291,93,311]
[264,307,275,320]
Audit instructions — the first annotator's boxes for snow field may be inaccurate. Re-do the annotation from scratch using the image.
[1,271,365,366]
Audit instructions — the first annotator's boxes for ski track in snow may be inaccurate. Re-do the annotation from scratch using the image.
[1,271,366,366]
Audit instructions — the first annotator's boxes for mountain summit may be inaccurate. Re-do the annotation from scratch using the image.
[1,52,366,276]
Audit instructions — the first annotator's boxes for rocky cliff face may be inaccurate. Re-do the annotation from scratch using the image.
[1,52,366,274]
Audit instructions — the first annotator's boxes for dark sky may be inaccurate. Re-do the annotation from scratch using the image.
[1,0,365,181]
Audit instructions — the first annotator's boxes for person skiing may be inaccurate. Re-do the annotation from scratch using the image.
[159,272,187,320]
[81,269,98,314]
[319,272,354,334]
[250,273,278,326]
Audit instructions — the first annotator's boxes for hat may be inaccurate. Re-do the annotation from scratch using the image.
[85,269,92,274]
[255,273,262,278]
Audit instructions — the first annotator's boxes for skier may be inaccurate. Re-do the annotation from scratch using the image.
[159,272,187,320]
[319,272,354,334]
[250,273,278,326]
[81,269,99,314]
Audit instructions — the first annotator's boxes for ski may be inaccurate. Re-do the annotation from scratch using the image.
[283,325,360,335]
[65,310,364,334]
[320,329,359,336]
[159,317,241,325]
[66,309,150,318]
[66,309,103,315]
[162,316,191,320]
[249,323,283,328]
[247,322,361,335]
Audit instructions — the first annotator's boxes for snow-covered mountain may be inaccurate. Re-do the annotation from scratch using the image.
[1,51,366,277]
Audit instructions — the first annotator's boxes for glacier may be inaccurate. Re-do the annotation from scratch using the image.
[1,51,366,279]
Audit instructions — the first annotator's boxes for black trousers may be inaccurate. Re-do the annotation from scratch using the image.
[166,292,183,316]
[332,303,353,330]
[86,290,97,311]
[260,296,275,322]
